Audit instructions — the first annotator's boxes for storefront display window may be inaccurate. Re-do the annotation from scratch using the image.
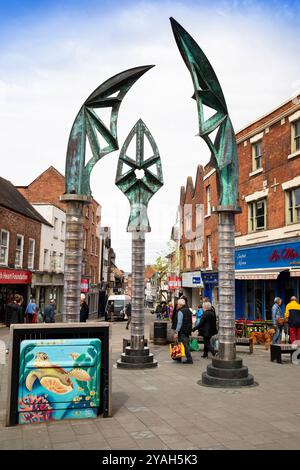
[264,281,275,321]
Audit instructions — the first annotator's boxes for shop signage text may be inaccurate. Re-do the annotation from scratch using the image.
[80,278,89,293]
[168,276,182,290]
[0,268,30,284]
[235,241,300,270]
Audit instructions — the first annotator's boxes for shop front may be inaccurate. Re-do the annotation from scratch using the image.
[181,271,203,310]
[0,268,31,323]
[235,240,300,320]
[201,272,219,314]
[31,272,64,320]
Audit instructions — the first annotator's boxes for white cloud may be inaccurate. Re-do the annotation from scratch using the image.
[0,1,298,270]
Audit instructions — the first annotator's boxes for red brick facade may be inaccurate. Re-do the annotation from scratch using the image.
[17,166,101,285]
[0,206,41,270]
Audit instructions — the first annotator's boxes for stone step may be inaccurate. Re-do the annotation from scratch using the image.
[202,372,254,387]
[120,353,155,364]
[125,347,150,356]
[116,359,158,369]
[207,364,249,379]
[212,357,243,369]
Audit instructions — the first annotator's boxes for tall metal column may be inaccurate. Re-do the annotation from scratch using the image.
[131,232,145,350]
[116,119,163,369]
[217,210,236,361]
[170,17,254,386]
[60,195,91,323]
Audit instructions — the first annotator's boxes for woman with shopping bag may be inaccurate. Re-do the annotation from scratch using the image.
[173,298,193,364]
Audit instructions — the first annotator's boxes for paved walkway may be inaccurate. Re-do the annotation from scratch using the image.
[0,313,300,450]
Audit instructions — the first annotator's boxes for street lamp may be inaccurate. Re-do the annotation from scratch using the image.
[170,18,254,386]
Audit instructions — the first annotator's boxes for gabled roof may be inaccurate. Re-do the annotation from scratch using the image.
[0,177,52,226]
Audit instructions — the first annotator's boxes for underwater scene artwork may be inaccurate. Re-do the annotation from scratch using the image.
[18,338,101,424]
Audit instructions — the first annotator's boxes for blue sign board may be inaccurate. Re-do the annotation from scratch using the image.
[201,272,218,285]
[192,276,201,284]
[235,241,300,270]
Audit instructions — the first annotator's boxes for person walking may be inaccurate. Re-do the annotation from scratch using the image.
[284,296,300,344]
[192,301,217,358]
[80,294,89,322]
[272,297,284,344]
[43,299,56,323]
[195,303,203,327]
[125,302,132,330]
[173,298,193,364]
[25,298,37,324]
[5,294,23,353]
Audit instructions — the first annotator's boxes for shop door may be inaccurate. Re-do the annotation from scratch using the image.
[265,281,275,321]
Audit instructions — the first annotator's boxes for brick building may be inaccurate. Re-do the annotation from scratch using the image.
[17,166,101,315]
[179,164,219,310]
[0,177,51,323]
[178,94,300,318]
[234,95,300,320]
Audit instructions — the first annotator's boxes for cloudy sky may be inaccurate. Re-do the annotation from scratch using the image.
[0,0,299,271]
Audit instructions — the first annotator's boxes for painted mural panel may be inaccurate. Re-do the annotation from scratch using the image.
[18,338,101,424]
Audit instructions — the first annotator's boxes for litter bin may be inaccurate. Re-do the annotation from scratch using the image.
[153,321,167,345]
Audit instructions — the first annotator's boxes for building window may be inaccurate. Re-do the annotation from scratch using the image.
[252,140,262,170]
[248,199,266,232]
[82,261,86,276]
[286,187,300,224]
[43,249,48,268]
[15,235,24,268]
[83,229,88,250]
[95,237,99,256]
[207,236,212,269]
[61,221,65,241]
[0,230,9,265]
[51,251,57,270]
[85,207,89,218]
[185,212,192,236]
[292,120,300,152]
[54,217,58,238]
[206,186,211,216]
[28,239,35,270]
[60,253,63,269]
[91,209,95,224]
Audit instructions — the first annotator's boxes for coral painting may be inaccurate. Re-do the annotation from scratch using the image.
[18,338,101,424]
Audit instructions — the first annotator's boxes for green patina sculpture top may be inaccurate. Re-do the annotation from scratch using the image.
[115,119,163,232]
[170,18,238,207]
[65,65,154,196]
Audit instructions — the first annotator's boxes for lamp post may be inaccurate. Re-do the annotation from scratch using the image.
[116,119,163,368]
[61,66,154,322]
[170,18,254,386]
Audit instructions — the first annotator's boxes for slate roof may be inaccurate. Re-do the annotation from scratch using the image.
[0,176,52,226]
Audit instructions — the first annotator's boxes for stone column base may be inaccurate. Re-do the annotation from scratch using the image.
[117,346,158,369]
[201,357,255,387]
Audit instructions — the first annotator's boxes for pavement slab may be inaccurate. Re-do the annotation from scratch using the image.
[1,314,300,450]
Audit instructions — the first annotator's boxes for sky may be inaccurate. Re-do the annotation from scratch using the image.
[0,0,300,271]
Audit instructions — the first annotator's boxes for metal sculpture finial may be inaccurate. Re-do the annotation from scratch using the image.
[170,17,238,207]
[115,119,163,232]
[65,65,154,196]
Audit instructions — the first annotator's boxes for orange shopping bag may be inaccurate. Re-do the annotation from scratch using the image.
[169,341,186,360]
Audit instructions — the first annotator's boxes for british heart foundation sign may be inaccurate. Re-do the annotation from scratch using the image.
[0,268,30,284]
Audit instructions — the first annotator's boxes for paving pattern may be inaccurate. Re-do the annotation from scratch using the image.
[0,313,300,450]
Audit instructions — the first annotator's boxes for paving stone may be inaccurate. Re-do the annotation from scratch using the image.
[106,436,138,450]
[49,430,76,443]
[136,438,169,450]
[0,438,24,449]
[129,430,155,440]
[120,420,148,432]
[71,423,99,435]
[0,428,22,441]
[52,441,82,450]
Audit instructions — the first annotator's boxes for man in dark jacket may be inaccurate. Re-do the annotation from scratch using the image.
[125,302,132,330]
[80,294,89,322]
[5,294,23,353]
[192,301,217,358]
[43,299,56,323]
[174,298,193,364]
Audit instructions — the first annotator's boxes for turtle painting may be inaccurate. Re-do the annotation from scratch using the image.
[25,352,91,395]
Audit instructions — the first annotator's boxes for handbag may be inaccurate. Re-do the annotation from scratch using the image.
[189,338,200,352]
[277,317,284,327]
[169,341,186,360]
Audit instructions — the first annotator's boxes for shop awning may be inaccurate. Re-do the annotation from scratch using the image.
[290,269,300,277]
[235,271,280,280]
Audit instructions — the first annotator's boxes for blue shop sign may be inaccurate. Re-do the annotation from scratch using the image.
[192,276,201,284]
[202,272,218,285]
[235,241,300,270]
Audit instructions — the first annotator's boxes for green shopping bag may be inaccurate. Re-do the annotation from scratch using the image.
[189,338,200,352]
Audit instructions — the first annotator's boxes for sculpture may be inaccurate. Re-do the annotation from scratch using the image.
[170,18,254,386]
[61,66,154,322]
[116,119,163,367]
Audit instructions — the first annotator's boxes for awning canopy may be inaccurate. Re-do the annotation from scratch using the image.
[290,269,300,277]
[235,271,280,280]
